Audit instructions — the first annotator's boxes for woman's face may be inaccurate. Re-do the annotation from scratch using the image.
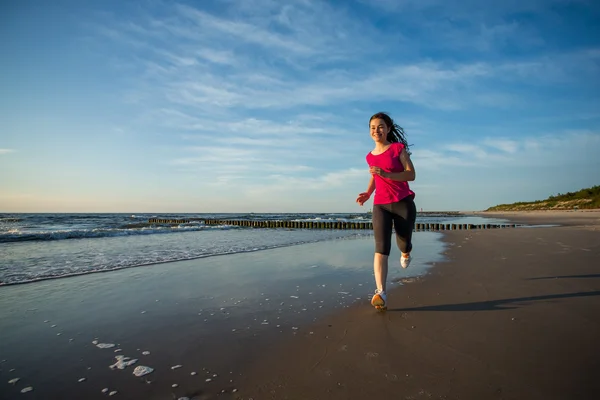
[370,118,390,143]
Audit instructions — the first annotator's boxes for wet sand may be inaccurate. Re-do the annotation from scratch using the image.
[2,212,599,399]
[0,232,444,400]
[236,212,600,400]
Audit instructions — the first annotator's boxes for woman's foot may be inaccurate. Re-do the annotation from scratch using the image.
[371,289,387,310]
[401,252,412,269]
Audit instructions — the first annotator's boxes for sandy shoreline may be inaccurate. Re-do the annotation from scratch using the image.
[236,211,600,400]
[0,232,444,400]
[1,212,599,399]
[470,209,600,228]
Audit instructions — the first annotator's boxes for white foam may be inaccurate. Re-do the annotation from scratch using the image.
[142,351,150,355]
[110,355,138,370]
[191,372,197,376]
[8,378,19,385]
[97,343,115,349]
[102,388,109,393]
[171,365,182,370]
[78,378,86,382]
[109,390,118,396]
[21,387,33,393]
[172,384,178,388]
[132,365,153,377]
[92,340,99,345]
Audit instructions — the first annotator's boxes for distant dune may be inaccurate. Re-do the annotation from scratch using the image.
[486,185,600,211]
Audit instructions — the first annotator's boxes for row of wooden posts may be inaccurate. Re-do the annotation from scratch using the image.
[147,218,518,231]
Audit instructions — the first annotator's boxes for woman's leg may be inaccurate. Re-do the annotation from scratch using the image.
[373,253,388,293]
[371,205,392,293]
[391,198,417,265]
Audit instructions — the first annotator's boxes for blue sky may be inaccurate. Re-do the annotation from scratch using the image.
[1,0,599,213]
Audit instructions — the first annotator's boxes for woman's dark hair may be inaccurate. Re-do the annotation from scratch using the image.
[369,112,411,154]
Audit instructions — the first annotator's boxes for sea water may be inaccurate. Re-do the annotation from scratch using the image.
[0,212,508,286]
[0,212,511,399]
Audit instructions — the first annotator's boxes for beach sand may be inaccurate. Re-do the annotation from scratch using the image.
[236,211,600,400]
[474,209,600,228]
[1,212,599,399]
[0,232,444,400]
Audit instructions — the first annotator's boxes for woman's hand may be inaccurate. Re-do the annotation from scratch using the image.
[356,192,371,206]
[369,166,387,177]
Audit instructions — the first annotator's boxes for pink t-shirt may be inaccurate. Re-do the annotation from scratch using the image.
[366,142,415,205]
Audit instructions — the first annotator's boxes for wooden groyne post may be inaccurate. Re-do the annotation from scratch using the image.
[147,218,519,231]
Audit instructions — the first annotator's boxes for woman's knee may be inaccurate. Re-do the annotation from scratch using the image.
[375,242,391,256]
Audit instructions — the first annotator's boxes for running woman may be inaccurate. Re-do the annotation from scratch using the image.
[356,112,417,311]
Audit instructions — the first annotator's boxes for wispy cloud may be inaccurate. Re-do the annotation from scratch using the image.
[416,130,600,170]
[245,167,366,197]
[446,144,489,159]
[87,0,600,127]
[0,149,15,154]
[482,139,519,154]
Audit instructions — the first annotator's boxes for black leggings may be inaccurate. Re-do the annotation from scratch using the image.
[372,197,417,256]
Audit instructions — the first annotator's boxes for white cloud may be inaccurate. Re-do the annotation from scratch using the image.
[0,149,15,154]
[446,144,489,159]
[416,131,600,170]
[482,139,519,154]
[245,167,366,197]
[89,1,600,122]
[176,5,314,55]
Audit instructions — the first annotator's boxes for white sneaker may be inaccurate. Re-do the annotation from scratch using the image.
[371,289,387,310]
[401,253,412,269]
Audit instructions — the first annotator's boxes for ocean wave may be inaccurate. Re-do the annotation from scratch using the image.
[0,232,370,286]
[0,218,22,223]
[0,224,239,243]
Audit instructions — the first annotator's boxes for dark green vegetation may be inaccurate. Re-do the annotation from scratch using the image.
[486,185,600,211]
